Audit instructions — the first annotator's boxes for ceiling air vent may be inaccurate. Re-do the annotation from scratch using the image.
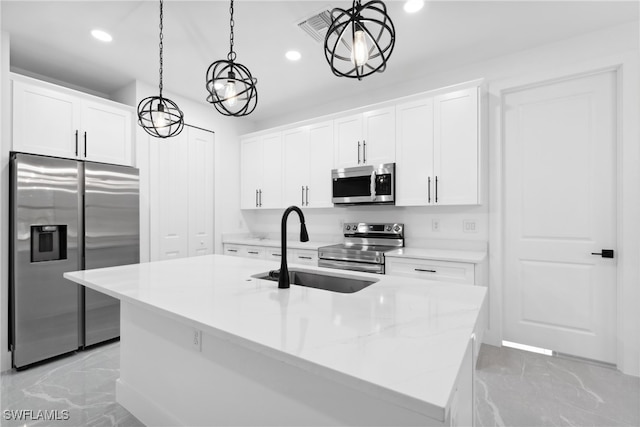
[297,10,333,44]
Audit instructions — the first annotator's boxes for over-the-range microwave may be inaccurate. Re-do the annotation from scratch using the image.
[332,163,395,205]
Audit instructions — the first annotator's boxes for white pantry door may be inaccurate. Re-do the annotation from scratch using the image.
[503,70,617,364]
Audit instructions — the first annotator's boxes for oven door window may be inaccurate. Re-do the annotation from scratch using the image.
[333,176,372,198]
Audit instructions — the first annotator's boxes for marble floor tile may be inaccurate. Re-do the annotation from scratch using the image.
[475,344,640,427]
[2,341,638,426]
[1,342,143,427]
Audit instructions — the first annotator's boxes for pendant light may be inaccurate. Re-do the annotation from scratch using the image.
[137,0,184,138]
[324,0,396,81]
[205,0,258,117]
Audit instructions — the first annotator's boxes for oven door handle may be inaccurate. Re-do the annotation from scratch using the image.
[370,171,377,201]
[318,259,384,274]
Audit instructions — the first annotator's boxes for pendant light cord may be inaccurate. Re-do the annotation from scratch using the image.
[227,0,236,62]
[158,0,164,98]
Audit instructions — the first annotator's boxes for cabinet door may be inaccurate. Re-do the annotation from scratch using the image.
[307,121,334,208]
[260,133,283,209]
[81,100,133,166]
[386,258,475,284]
[395,98,434,206]
[187,128,214,257]
[334,114,362,168]
[12,80,80,158]
[362,106,395,165]
[282,128,309,207]
[434,88,479,205]
[240,137,263,209]
[150,132,189,261]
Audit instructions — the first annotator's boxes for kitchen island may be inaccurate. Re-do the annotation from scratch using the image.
[64,255,487,426]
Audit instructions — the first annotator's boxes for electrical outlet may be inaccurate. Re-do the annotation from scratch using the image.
[463,220,477,233]
[432,219,441,232]
[192,329,202,352]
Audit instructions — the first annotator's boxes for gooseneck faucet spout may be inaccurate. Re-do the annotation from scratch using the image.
[279,206,309,289]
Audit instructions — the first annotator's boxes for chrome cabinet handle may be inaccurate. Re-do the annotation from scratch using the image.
[272,253,281,257]
[363,140,366,164]
[248,251,259,255]
[302,186,305,205]
[415,268,437,273]
[305,186,309,206]
[227,249,238,253]
[259,189,262,207]
[75,130,79,156]
[435,176,438,203]
[357,141,361,164]
[299,256,312,260]
[428,177,431,203]
[255,189,259,207]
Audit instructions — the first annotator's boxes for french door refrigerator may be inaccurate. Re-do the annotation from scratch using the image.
[10,152,139,369]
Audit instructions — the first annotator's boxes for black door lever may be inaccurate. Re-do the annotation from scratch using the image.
[591,249,614,258]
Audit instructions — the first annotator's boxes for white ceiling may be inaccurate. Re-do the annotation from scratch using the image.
[2,1,638,124]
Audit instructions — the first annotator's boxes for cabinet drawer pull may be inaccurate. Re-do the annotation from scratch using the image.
[415,268,437,273]
[272,253,281,257]
[247,251,259,255]
[227,249,238,253]
[298,256,312,260]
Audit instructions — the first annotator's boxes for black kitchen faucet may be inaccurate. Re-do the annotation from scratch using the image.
[278,206,309,289]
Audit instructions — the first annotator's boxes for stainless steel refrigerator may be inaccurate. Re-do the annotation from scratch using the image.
[9,152,139,369]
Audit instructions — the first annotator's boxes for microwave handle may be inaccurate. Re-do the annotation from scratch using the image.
[370,170,377,201]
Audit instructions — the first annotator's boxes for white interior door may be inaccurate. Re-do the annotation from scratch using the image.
[187,128,214,257]
[503,70,617,363]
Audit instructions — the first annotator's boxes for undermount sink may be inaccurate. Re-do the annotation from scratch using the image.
[251,269,378,294]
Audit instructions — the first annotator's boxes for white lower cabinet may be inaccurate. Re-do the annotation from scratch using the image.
[223,243,318,266]
[386,258,475,285]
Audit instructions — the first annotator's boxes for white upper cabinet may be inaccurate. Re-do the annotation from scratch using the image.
[283,121,334,208]
[396,86,480,206]
[12,78,133,166]
[240,132,282,209]
[187,128,215,257]
[433,87,479,205]
[395,98,435,206]
[334,106,395,168]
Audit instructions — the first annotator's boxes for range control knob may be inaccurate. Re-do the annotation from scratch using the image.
[346,225,351,231]
[353,224,358,231]
[386,225,392,231]
[394,225,401,232]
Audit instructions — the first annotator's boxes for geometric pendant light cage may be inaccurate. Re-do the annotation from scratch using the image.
[205,0,258,117]
[324,0,396,81]
[137,0,184,138]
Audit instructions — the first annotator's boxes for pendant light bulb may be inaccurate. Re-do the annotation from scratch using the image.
[152,104,169,136]
[224,80,238,107]
[351,29,369,67]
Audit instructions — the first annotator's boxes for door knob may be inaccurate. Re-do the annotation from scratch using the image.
[591,249,614,258]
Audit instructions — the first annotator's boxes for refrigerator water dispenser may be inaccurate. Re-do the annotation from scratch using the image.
[30,225,67,262]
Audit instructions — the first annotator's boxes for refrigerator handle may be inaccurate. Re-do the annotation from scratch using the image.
[75,130,79,156]
[83,132,87,157]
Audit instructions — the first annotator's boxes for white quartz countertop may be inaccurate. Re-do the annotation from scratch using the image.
[386,247,487,264]
[223,237,329,250]
[64,255,486,421]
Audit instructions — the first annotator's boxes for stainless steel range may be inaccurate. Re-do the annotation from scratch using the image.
[318,222,404,274]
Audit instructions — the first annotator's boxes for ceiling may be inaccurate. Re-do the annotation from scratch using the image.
[2,1,638,125]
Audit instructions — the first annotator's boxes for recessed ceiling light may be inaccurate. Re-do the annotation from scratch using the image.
[404,0,424,13]
[91,29,113,43]
[285,50,302,61]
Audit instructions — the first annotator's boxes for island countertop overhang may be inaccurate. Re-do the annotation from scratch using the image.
[64,254,487,422]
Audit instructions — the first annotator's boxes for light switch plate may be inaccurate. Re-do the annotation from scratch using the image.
[192,329,202,352]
